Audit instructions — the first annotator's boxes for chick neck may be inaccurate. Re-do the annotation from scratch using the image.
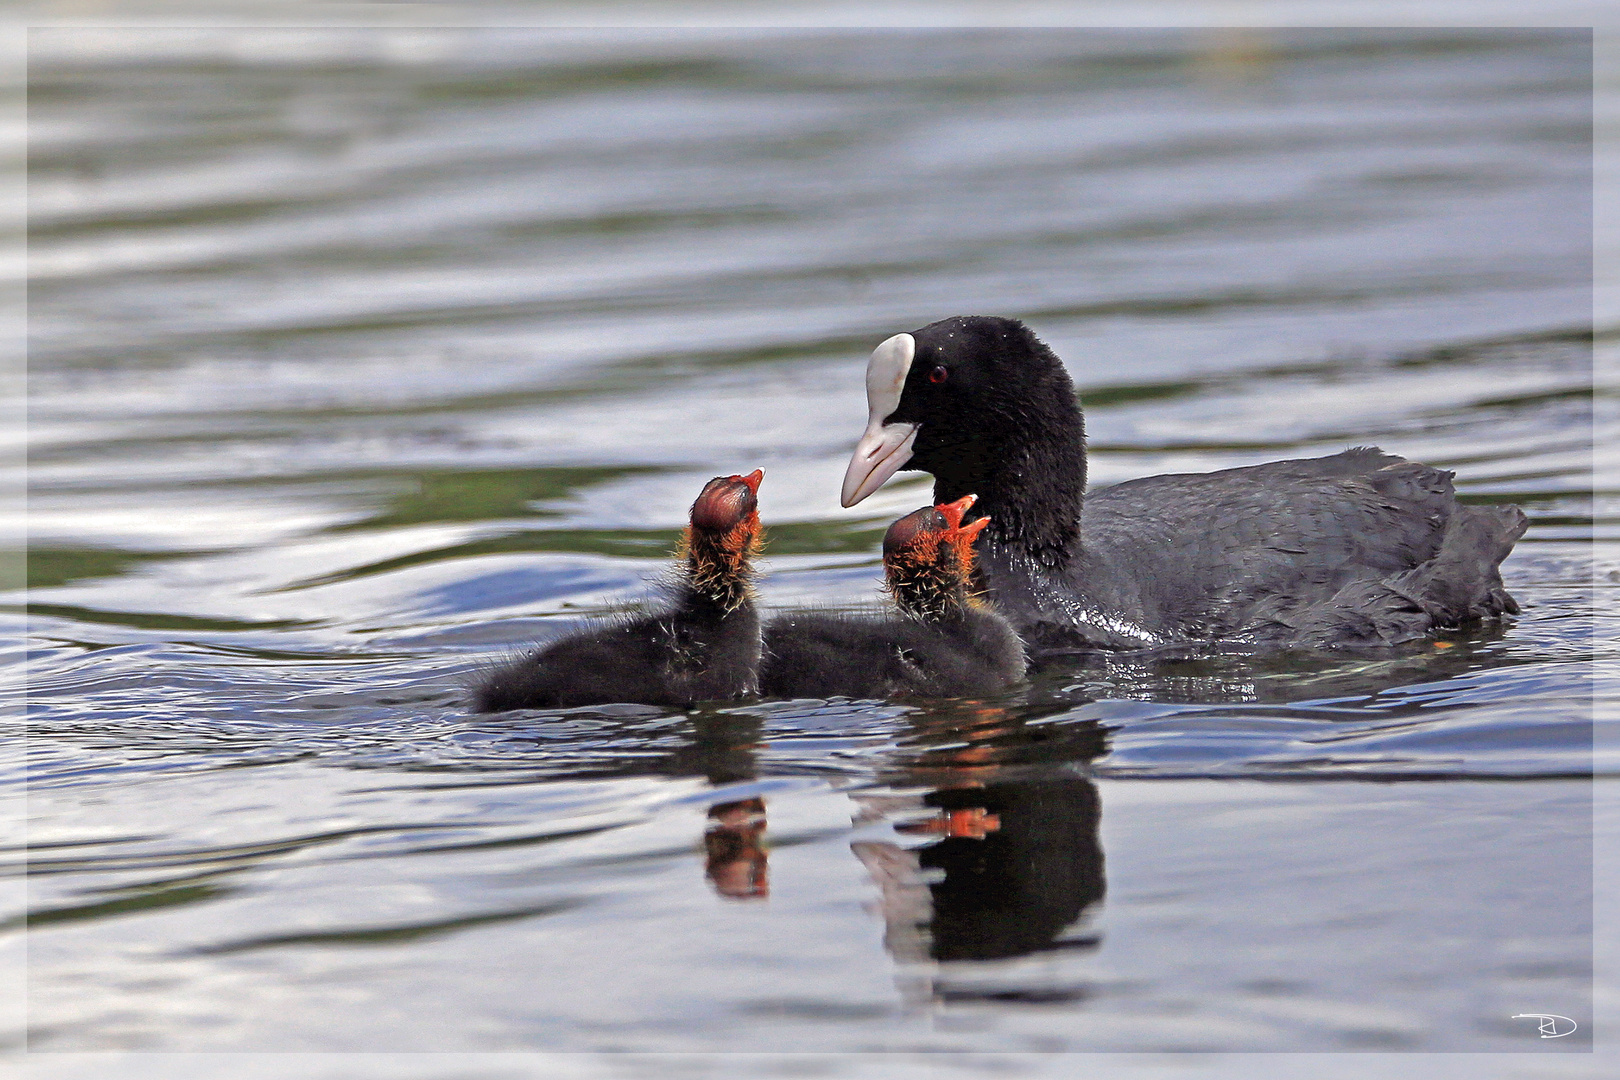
[887,535,975,623]
[680,512,762,617]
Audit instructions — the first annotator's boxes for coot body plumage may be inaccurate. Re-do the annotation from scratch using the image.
[841,316,1527,653]
[473,470,765,711]
[761,495,1026,699]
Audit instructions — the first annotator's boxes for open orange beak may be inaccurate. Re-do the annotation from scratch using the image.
[935,493,978,529]
[957,516,991,543]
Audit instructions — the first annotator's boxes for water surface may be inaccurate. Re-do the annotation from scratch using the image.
[16,26,1603,1057]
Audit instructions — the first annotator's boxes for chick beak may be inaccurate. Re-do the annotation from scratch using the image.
[934,493,978,529]
[956,516,990,544]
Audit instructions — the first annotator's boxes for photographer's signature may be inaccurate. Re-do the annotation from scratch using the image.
[1512,1013,1577,1038]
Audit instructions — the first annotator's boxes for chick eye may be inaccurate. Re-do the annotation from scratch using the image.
[929,366,949,384]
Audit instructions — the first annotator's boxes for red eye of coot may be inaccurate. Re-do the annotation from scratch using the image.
[929,366,949,384]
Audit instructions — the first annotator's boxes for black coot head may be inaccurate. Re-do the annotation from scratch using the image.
[691,469,763,533]
[898,317,1032,478]
[842,316,1074,507]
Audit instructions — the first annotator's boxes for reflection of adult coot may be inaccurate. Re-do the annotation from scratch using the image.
[919,777,1104,962]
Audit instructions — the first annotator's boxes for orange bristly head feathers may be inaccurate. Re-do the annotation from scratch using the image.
[883,493,988,621]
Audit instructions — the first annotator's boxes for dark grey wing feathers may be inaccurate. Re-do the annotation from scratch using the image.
[1069,449,1519,645]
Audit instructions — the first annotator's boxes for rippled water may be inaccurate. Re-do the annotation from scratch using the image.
[15,26,1606,1059]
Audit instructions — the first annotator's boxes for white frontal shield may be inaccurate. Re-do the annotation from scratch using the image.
[840,333,919,507]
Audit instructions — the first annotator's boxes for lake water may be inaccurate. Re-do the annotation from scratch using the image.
[13,25,1609,1071]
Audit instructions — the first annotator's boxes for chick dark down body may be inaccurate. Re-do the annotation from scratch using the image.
[474,601,762,711]
[761,606,1023,700]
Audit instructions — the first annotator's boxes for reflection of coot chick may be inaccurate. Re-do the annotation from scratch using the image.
[761,495,1025,699]
[473,470,765,711]
[841,316,1528,652]
[704,797,769,900]
[920,777,1104,962]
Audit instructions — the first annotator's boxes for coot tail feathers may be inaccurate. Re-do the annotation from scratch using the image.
[1234,496,1527,649]
[1395,503,1528,621]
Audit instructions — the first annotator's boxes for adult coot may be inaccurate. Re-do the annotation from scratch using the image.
[473,470,765,711]
[840,316,1527,652]
[761,494,1026,698]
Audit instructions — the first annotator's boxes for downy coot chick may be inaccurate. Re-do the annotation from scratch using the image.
[761,494,1026,699]
[473,470,765,711]
[841,316,1527,652]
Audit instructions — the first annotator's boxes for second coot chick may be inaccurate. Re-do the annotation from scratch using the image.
[473,470,765,711]
[761,495,1026,699]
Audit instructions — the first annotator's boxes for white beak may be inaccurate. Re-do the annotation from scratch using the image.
[840,333,919,508]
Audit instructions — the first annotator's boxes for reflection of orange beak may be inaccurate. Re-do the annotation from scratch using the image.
[894,806,1001,840]
[945,808,1001,838]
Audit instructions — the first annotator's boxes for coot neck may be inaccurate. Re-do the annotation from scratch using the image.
[931,399,1087,569]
